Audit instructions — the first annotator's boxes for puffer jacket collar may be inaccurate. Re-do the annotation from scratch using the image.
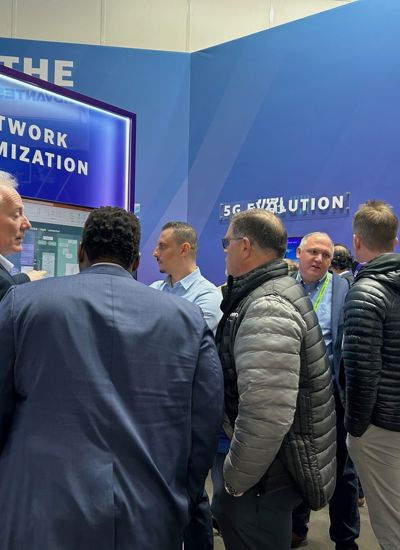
[221,259,288,316]
[357,253,400,291]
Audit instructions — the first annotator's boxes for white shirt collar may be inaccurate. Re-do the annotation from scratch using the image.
[91,262,126,271]
[0,254,14,273]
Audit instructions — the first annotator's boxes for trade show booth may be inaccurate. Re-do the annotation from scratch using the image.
[1,0,399,284]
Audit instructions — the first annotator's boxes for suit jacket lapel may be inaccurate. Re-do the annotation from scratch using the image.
[331,274,339,345]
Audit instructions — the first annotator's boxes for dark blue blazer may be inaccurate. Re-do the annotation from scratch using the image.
[0,264,223,550]
[331,272,350,399]
[0,263,29,301]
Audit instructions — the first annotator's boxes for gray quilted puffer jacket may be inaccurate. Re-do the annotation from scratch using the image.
[216,260,337,510]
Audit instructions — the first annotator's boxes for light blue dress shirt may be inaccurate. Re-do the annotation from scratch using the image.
[150,267,222,333]
[298,272,333,371]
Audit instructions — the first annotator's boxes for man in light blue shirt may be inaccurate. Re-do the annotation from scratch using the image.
[151,221,222,550]
[292,232,359,550]
[151,221,222,333]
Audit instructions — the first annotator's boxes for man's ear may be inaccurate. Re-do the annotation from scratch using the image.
[296,247,301,260]
[131,253,140,272]
[241,236,253,259]
[78,243,90,272]
[78,243,85,264]
[181,242,191,257]
[353,234,361,252]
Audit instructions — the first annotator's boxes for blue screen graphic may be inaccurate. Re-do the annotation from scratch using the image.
[0,67,135,209]
[286,237,302,260]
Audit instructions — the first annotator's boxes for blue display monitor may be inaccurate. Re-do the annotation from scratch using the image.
[286,236,302,260]
[8,197,91,277]
[0,64,135,210]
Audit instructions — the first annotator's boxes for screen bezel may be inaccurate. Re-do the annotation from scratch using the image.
[0,63,136,211]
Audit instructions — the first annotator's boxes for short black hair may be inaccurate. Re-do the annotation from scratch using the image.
[162,221,198,256]
[231,209,287,258]
[82,207,140,269]
[331,244,353,270]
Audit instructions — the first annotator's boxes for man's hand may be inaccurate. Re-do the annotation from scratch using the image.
[27,270,47,281]
[224,482,244,498]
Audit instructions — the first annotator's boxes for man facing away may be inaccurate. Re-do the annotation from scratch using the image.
[0,170,46,300]
[292,232,360,549]
[0,207,224,550]
[213,210,336,550]
[331,243,354,286]
[343,200,400,550]
[151,221,222,550]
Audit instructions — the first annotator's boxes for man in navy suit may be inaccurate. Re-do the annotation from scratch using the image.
[292,232,360,549]
[0,206,223,550]
[0,170,46,300]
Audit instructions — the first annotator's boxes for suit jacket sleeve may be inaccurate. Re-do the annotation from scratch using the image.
[0,271,30,301]
[0,287,18,453]
[331,274,349,397]
[187,324,224,504]
[223,294,306,493]
[13,273,30,285]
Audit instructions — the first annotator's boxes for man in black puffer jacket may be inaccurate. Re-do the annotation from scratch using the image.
[343,200,400,550]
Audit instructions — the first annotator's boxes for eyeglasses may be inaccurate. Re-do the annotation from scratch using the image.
[221,237,244,250]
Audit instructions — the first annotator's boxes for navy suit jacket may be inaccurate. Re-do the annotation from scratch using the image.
[0,263,29,301]
[331,272,350,399]
[0,264,223,550]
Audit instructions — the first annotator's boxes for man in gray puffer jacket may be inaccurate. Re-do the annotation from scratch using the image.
[343,200,400,550]
[213,209,336,550]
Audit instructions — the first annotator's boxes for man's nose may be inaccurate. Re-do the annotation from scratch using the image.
[153,248,158,257]
[22,216,31,230]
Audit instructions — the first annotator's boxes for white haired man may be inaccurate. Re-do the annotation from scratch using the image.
[0,171,46,300]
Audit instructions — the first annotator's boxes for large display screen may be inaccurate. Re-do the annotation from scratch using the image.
[8,198,91,277]
[0,64,135,210]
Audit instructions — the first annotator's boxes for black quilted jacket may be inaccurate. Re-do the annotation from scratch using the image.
[343,253,400,436]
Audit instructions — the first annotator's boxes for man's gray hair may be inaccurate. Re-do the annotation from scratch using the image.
[0,171,18,190]
[298,232,333,252]
[231,208,288,258]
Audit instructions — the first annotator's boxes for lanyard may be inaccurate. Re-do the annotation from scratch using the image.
[297,272,332,312]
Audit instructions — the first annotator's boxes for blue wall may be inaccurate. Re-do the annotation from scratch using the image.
[0,38,191,283]
[190,0,400,283]
[2,0,400,284]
